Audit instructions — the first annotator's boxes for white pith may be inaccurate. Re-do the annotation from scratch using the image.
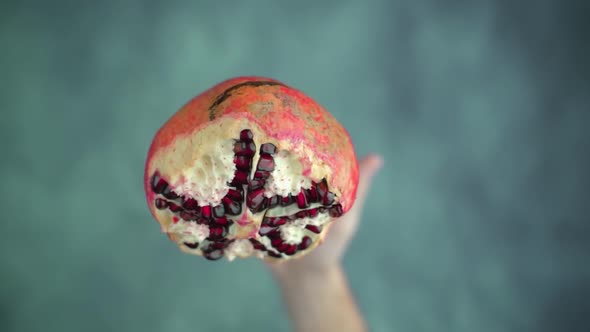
[167,221,210,246]
[280,213,332,245]
[170,138,236,206]
[279,223,306,244]
[258,236,273,252]
[264,150,313,198]
[224,239,254,261]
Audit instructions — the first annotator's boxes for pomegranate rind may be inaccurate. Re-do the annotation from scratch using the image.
[144,77,359,261]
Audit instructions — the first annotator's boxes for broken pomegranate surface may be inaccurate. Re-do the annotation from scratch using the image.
[144,77,359,261]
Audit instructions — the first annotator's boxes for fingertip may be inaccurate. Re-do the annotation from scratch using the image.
[360,154,384,175]
[370,154,384,170]
[354,154,384,204]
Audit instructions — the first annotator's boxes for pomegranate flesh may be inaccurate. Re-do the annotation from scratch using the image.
[144,77,359,262]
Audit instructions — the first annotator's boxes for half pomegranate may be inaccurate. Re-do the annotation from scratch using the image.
[144,77,359,261]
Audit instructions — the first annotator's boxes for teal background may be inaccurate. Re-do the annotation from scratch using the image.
[1,1,589,331]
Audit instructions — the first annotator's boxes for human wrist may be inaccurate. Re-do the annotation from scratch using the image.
[271,261,343,287]
[271,263,368,332]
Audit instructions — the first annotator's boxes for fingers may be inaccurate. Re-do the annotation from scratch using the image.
[325,153,383,245]
[355,154,384,206]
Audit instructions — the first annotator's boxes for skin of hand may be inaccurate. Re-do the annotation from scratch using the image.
[268,154,384,275]
[267,154,383,332]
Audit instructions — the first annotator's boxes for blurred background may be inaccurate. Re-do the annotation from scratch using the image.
[1,0,589,331]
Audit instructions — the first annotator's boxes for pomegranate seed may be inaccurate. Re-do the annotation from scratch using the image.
[256,154,275,172]
[154,198,168,210]
[329,204,343,217]
[247,188,267,212]
[204,249,224,260]
[260,143,276,155]
[230,170,249,186]
[151,174,168,194]
[208,226,227,240]
[249,238,267,251]
[183,242,199,249]
[259,225,274,236]
[246,142,256,154]
[277,243,290,252]
[316,179,328,199]
[280,194,294,206]
[249,178,265,190]
[240,129,253,141]
[234,141,256,157]
[254,170,270,179]
[226,189,243,201]
[305,187,319,203]
[264,217,287,227]
[271,238,284,248]
[266,229,281,239]
[151,173,160,187]
[168,203,183,213]
[162,187,179,200]
[267,251,282,258]
[152,175,168,194]
[210,241,231,249]
[181,197,199,210]
[213,205,225,218]
[234,155,251,170]
[268,195,279,208]
[284,244,298,256]
[295,211,307,219]
[323,192,335,206]
[233,141,246,154]
[222,197,242,216]
[179,211,198,221]
[154,181,168,194]
[305,225,322,234]
[213,216,229,226]
[314,179,337,205]
[298,236,312,250]
[307,208,319,218]
[196,216,209,225]
[201,205,212,219]
[296,191,309,209]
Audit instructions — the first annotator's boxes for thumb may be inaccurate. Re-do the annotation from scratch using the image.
[355,154,384,204]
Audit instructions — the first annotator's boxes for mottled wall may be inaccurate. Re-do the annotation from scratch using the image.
[1,1,588,331]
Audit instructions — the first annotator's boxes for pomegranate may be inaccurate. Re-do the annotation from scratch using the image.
[144,77,359,261]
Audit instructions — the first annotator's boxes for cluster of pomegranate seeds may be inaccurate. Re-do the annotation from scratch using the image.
[246,142,277,213]
[253,228,313,256]
[200,239,235,260]
[150,174,234,259]
[151,129,344,260]
[254,187,343,256]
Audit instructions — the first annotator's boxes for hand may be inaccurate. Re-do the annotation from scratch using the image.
[268,154,384,276]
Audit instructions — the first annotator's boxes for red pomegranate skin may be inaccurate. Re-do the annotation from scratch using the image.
[144,76,359,260]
